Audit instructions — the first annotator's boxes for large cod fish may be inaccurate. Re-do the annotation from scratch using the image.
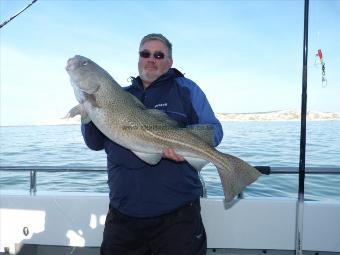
[66,55,261,202]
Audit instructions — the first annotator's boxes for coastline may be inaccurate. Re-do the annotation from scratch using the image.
[1,110,340,127]
[216,110,340,122]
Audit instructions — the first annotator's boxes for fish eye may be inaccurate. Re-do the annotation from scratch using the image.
[82,61,88,66]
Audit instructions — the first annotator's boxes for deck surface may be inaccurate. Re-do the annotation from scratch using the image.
[6,245,339,255]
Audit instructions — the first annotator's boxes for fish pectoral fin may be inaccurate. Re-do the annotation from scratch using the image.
[184,157,209,171]
[132,151,162,165]
[65,104,91,124]
[217,154,261,202]
[84,92,100,108]
[79,83,100,95]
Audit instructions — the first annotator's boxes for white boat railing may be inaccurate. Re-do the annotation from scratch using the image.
[0,166,339,196]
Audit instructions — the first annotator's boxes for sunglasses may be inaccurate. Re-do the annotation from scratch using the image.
[139,50,165,60]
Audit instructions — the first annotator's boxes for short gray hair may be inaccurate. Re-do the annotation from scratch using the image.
[139,33,173,59]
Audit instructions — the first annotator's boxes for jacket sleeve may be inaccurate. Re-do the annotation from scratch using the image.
[177,77,223,146]
[81,122,105,151]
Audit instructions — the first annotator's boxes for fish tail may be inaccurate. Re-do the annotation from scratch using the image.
[214,152,261,202]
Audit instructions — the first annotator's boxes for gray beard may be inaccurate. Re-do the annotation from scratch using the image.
[139,69,161,84]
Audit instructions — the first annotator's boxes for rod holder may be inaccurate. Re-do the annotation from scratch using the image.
[30,170,37,195]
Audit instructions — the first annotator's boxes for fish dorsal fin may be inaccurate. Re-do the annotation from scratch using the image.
[127,93,146,109]
[132,151,162,165]
[187,124,215,146]
[145,109,178,127]
[125,92,177,127]
[184,157,209,172]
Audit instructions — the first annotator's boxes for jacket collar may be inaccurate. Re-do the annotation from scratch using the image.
[131,68,184,91]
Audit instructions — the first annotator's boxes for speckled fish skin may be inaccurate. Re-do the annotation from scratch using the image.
[65,55,261,202]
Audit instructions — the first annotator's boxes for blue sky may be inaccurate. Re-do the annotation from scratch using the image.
[1,0,339,126]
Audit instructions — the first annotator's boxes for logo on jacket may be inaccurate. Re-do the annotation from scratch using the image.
[154,103,168,108]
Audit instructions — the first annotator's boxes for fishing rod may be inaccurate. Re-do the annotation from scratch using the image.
[0,0,38,29]
[296,0,309,254]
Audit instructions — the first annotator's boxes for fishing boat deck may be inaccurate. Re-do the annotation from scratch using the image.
[5,245,340,255]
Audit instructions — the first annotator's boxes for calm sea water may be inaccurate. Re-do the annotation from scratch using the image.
[0,121,339,201]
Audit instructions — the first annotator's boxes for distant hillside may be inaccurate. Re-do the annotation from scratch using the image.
[216,110,340,121]
[33,110,340,126]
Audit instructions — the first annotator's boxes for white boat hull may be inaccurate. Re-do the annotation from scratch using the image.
[1,194,340,254]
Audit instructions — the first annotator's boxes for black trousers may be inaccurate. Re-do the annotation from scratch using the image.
[100,200,207,255]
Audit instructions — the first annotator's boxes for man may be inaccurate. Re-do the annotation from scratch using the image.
[81,33,223,255]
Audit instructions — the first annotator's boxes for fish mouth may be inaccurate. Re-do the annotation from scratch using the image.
[65,58,75,71]
[66,55,89,72]
[66,56,81,72]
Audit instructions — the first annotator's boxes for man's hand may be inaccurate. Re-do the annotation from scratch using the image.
[163,148,185,162]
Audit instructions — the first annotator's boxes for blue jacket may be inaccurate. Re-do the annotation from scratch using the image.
[81,68,223,217]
